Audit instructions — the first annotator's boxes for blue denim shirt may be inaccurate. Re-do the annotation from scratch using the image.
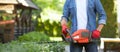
[61,0,107,34]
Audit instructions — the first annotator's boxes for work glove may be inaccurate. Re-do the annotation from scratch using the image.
[92,30,100,39]
[62,24,68,36]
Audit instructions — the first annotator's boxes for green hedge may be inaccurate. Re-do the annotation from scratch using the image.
[0,41,66,52]
[18,31,50,42]
[0,31,66,52]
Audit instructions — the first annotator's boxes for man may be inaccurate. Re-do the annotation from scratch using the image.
[61,0,107,52]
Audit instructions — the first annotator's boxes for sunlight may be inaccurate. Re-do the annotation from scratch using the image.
[41,7,61,23]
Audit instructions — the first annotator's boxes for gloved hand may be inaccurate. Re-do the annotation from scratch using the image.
[62,24,68,36]
[92,30,100,39]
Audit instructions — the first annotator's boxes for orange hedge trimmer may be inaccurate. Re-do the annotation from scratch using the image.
[62,29,94,43]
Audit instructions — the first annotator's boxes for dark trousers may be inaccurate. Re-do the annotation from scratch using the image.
[70,42,98,52]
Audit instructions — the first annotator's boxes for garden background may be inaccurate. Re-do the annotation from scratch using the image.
[0,0,120,52]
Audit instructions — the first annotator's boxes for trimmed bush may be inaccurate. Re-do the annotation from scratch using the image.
[18,31,50,42]
[0,41,66,52]
[0,31,67,52]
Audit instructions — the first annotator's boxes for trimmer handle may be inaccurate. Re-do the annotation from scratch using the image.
[66,29,77,43]
[61,29,76,43]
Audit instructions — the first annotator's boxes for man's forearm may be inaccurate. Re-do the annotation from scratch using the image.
[61,18,67,26]
[96,24,104,32]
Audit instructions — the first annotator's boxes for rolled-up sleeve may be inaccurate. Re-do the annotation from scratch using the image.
[61,0,70,22]
[95,0,107,24]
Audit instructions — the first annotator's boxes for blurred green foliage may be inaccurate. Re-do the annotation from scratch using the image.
[34,19,62,37]
[0,31,66,52]
[18,31,50,42]
[0,41,66,52]
[101,0,117,38]
[32,0,64,12]
[32,0,64,37]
